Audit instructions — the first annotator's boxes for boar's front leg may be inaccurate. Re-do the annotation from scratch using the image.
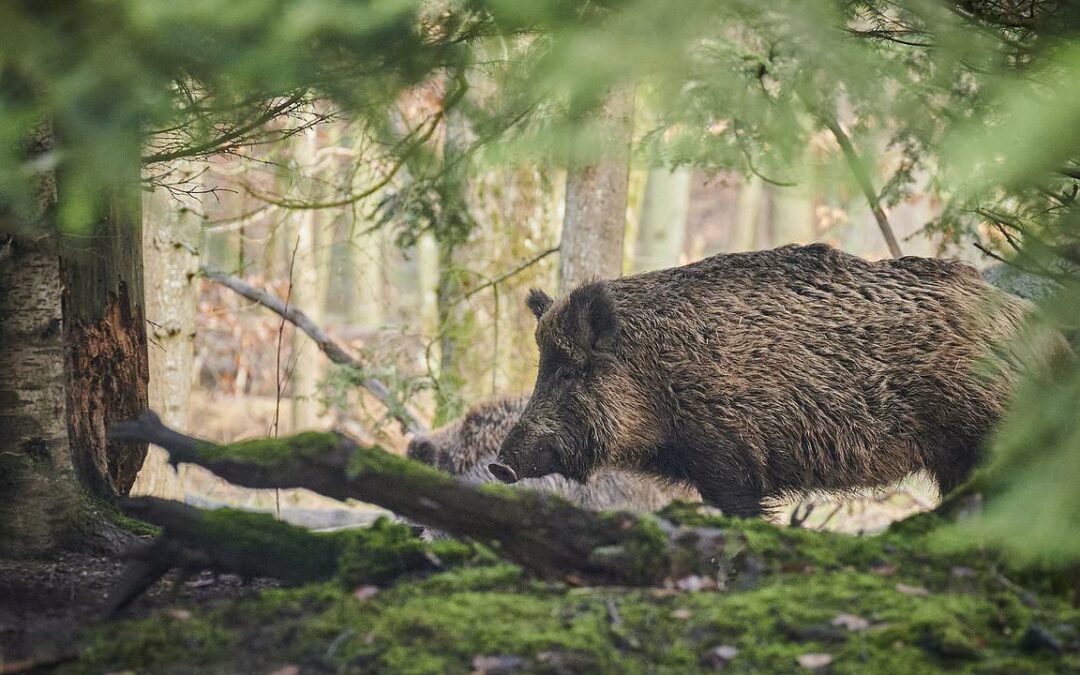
[648,439,766,518]
[697,481,765,518]
[689,454,765,518]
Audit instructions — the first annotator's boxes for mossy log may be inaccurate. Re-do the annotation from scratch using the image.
[109,412,732,586]
[106,497,456,614]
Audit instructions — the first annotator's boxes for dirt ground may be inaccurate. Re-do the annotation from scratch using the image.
[0,549,277,671]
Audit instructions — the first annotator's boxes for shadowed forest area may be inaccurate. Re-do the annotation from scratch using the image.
[2,1,1080,673]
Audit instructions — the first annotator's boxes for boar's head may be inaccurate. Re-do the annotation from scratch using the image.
[490,282,656,484]
[408,397,527,475]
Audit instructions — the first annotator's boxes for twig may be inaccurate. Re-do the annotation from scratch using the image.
[458,246,560,302]
[201,266,427,435]
[815,502,845,530]
[143,92,311,164]
[788,500,817,528]
[819,115,903,259]
[272,236,302,438]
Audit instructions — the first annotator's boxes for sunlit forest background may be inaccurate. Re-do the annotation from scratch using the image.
[4,1,1080,670]
[130,95,975,530]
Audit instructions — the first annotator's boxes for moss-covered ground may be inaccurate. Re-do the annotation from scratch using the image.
[69,505,1080,674]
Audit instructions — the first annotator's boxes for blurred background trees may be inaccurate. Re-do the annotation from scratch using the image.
[1,0,1078,557]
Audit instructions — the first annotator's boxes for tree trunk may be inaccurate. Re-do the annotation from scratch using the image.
[731,175,765,253]
[433,105,471,425]
[558,87,635,294]
[289,127,333,432]
[131,174,202,499]
[290,207,327,431]
[111,413,733,587]
[0,238,84,555]
[632,167,691,273]
[0,126,147,555]
[60,169,149,499]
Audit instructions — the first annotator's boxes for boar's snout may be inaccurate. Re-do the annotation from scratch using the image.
[488,462,518,484]
[494,433,564,482]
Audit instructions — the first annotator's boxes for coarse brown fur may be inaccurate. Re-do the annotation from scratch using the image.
[494,243,1036,517]
[407,396,699,512]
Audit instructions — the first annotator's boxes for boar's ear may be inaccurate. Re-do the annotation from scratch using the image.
[525,288,554,320]
[569,283,619,354]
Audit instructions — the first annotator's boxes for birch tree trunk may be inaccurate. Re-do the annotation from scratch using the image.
[131,173,202,499]
[0,238,83,555]
[290,206,327,431]
[290,127,332,432]
[632,167,691,273]
[731,175,765,253]
[353,227,383,327]
[1,126,147,555]
[558,87,634,294]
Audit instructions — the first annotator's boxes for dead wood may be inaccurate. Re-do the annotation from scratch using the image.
[110,412,734,587]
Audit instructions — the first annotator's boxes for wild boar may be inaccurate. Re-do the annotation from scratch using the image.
[490,243,1033,517]
[407,396,698,512]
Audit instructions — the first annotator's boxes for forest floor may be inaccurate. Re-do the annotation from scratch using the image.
[3,505,1079,674]
[0,550,276,672]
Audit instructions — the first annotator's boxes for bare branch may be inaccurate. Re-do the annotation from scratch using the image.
[458,246,560,302]
[200,266,427,435]
[820,115,903,259]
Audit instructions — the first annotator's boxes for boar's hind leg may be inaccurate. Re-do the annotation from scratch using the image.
[925,440,984,498]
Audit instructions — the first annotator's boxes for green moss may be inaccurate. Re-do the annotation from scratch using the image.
[72,557,1080,674]
[196,508,342,580]
[78,614,232,673]
[195,432,340,467]
[598,513,671,584]
[91,498,161,537]
[337,517,434,586]
[429,538,496,568]
[67,504,1080,674]
[476,480,528,500]
[344,442,447,481]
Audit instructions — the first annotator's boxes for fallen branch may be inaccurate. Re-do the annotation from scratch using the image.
[106,497,439,614]
[201,266,427,435]
[110,412,734,586]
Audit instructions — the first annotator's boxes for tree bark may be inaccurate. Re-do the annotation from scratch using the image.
[0,238,84,555]
[632,167,691,273]
[731,175,765,253]
[1,125,146,555]
[433,104,471,425]
[558,87,635,294]
[131,174,202,499]
[290,205,327,431]
[60,167,148,498]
